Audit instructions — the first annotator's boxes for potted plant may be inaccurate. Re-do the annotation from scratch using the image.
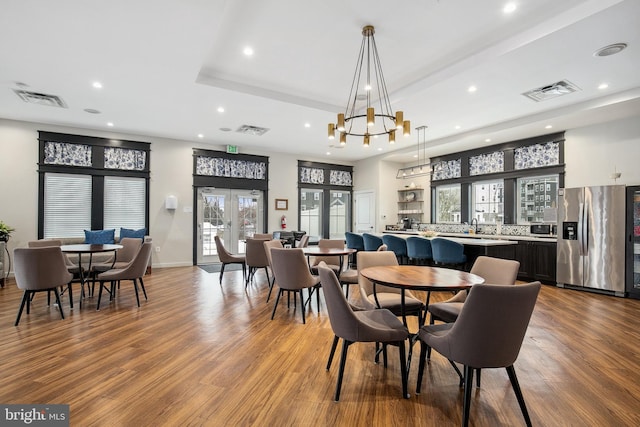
[0,220,15,242]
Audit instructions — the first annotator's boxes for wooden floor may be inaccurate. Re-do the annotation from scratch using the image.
[1,266,640,426]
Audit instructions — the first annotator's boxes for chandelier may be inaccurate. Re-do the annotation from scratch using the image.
[328,25,410,147]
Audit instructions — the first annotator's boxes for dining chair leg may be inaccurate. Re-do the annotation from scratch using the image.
[506,365,533,427]
[398,340,409,399]
[416,340,427,394]
[14,291,30,326]
[270,289,283,320]
[300,290,306,324]
[476,369,481,388]
[462,365,474,427]
[53,287,64,320]
[334,339,352,401]
[139,277,148,300]
[97,281,105,310]
[326,335,339,370]
[382,344,388,367]
[219,263,226,284]
[67,283,74,309]
[133,279,141,307]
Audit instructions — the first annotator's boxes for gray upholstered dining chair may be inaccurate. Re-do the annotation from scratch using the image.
[91,237,142,274]
[28,239,80,308]
[245,238,270,287]
[263,239,285,302]
[252,233,273,240]
[318,263,409,401]
[214,235,246,284]
[428,256,521,324]
[269,247,320,324]
[427,256,521,387]
[13,246,73,326]
[357,251,424,322]
[296,234,309,248]
[416,282,541,427]
[95,242,152,310]
[310,239,345,275]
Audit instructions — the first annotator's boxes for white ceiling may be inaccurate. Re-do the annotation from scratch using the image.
[1,0,639,164]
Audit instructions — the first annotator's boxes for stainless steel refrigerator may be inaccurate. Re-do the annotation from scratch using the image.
[556,185,626,296]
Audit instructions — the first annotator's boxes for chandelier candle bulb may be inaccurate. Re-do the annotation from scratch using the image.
[337,113,345,132]
[396,111,404,129]
[340,132,347,145]
[328,123,335,139]
[363,134,370,147]
[403,120,411,137]
[367,107,375,126]
[389,130,396,144]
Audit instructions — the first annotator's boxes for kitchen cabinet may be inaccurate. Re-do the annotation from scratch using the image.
[514,240,557,284]
[397,188,424,225]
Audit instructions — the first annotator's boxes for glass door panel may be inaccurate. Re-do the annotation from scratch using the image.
[300,188,323,239]
[197,188,263,264]
[329,190,350,239]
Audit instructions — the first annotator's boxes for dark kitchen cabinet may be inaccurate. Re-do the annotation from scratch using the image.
[514,240,557,284]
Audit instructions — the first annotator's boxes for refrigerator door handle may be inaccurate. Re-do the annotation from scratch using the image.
[578,202,586,256]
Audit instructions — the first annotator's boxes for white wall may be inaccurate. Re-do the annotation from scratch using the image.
[564,116,640,188]
[0,118,350,268]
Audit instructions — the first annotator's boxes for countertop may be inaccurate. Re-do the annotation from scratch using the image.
[379,232,517,246]
[381,230,557,243]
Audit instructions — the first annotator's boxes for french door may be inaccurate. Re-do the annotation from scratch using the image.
[196,188,263,264]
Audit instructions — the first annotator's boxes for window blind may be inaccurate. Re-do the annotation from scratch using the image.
[44,173,92,238]
[103,176,146,236]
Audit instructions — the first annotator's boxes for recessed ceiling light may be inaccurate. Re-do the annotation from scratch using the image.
[92,81,103,89]
[485,138,491,142]
[304,123,310,128]
[107,122,114,127]
[503,2,517,14]
[377,147,383,151]
[219,127,232,132]
[545,125,553,129]
[598,83,609,90]
[413,154,418,158]
[84,108,101,114]
[468,85,477,93]
[197,134,204,138]
[326,151,331,156]
[217,107,225,113]
[243,46,254,56]
[455,125,461,130]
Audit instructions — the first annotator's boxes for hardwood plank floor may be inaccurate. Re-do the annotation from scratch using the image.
[1,266,640,426]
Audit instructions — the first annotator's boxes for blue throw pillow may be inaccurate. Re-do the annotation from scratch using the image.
[84,229,116,244]
[120,227,146,240]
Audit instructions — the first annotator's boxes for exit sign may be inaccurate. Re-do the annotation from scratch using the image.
[226,145,238,154]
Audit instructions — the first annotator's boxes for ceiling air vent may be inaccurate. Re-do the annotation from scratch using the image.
[236,124,269,136]
[13,90,67,108]
[522,80,580,102]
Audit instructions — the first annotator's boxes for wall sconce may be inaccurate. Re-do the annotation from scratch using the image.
[165,195,178,210]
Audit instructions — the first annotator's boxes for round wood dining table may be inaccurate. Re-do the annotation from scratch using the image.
[360,265,485,325]
[360,265,485,371]
[302,247,356,273]
[61,243,123,307]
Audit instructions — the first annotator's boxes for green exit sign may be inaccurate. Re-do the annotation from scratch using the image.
[226,145,238,154]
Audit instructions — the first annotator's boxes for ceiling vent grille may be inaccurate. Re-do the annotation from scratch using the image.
[13,90,67,108]
[522,80,580,102]
[236,125,269,136]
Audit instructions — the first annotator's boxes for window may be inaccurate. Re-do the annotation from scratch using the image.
[103,176,146,236]
[300,188,323,237]
[517,175,559,224]
[472,179,504,224]
[38,131,150,238]
[297,161,353,239]
[329,191,350,239]
[44,173,92,238]
[435,184,461,223]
